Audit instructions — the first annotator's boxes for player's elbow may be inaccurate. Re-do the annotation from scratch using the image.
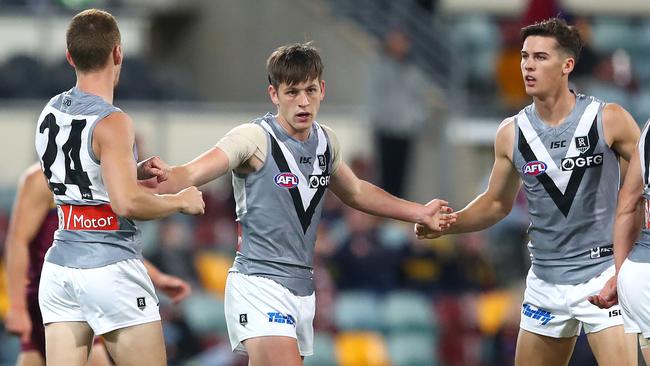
[110,196,140,218]
[492,201,513,221]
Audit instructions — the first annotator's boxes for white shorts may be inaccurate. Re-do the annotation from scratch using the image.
[520,265,623,338]
[618,259,647,336]
[224,272,315,356]
[39,259,160,335]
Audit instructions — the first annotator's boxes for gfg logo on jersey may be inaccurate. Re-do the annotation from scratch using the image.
[522,161,547,176]
[309,174,330,189]
[274,173,299,188]
[561,154,603,171]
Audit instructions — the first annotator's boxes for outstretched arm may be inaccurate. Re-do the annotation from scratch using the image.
[417,118,521,238]
[4,164,52,343]
[152,124,265,194]
[329,161,455,231]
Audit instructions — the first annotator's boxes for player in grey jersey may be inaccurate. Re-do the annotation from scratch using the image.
[147,42,456,365]
[417,18,639,366]
[33,9,205,366]
[589,119,650,364]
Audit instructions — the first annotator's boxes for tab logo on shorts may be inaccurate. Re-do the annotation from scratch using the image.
[137,297,146,310]
[59,204,119,231]
[239,313,248,325]
[274,173,299,189]
[308,174,330,189]
[522,304,555,325]
[522,161,547,176]
[267,312,295,327]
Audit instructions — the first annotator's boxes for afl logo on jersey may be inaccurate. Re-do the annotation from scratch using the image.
[522,161,547,176]
[274,173,299,188]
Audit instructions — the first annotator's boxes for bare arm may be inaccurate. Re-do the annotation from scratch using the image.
[93,112,204,219]
[587,103,640,309]
[603,103,640,162]
[4,164,52,342]
[153,147,231,194]
[446,118,521,234]
[328,161,454,230]
[588,144,644,309]
[613,149,644,272]
[153,124,265,194]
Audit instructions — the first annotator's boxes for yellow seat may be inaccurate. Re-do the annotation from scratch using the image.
[0,263,9,318]
[335,331,390,366]
[194,252,232,298]
[477,290,512,336]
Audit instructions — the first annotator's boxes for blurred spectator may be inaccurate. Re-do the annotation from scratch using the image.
[329,209,402,294]
[367,28,439,197]
[148,217,201,287]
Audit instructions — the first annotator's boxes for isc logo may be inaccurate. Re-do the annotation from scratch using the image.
[274,173,299,188]
[522,161,547,176]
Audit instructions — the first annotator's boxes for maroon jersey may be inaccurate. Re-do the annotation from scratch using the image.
[22,208,57,356]
[26,209,58,296]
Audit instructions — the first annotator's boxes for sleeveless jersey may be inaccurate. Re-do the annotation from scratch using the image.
[629,119,650,263]
[34,87,141,268]
[26,209,58,296]
[231,114,334,296]
[512,94,619,284]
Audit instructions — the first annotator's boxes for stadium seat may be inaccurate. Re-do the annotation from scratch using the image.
[304,331,338,366]
[0,263,8,318]
[335,331,390,366]
[180,292,228,337]
[380,290,436,334]
[334,290,381,331]
[476,290,512,336]
[386,332,437,366]
[195,251,232,298]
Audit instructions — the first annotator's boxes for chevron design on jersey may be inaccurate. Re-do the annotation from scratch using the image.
[518,117,599,217]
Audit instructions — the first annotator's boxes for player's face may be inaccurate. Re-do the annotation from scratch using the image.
[520,36,573,97]
[269,78,325,140]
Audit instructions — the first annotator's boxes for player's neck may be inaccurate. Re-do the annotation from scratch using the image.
[75,71,115,105]
[532,88,576,127]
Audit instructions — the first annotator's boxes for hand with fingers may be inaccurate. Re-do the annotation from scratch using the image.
[5,306,32,344]
[414,199,457,239]
[153,274,192,304]
[587,275,618,309]
[178,186,206,215]
[137,156,171,183]
[418,199,457,235]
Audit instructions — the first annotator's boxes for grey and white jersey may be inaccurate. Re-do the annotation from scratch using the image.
[629,119,650,263]
[34,87,141,268]
[231,114,333,296]
[512,94,619,284]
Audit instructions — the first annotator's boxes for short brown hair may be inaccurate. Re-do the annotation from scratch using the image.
[266,42,324,89]
[521,18,583,63]
[66,9,121,72]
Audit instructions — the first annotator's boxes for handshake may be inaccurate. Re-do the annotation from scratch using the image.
[414,199,458,239]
